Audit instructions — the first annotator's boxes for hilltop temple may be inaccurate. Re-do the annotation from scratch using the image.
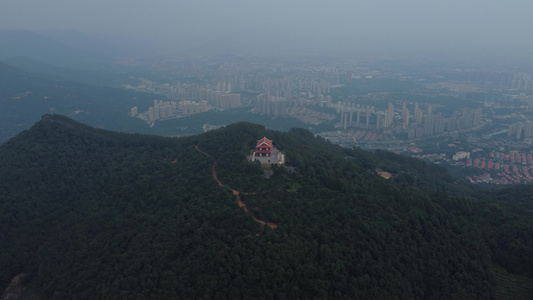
[252,137,285,164]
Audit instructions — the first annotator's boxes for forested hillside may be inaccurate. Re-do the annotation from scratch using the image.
[0,115,531,299]
[0,62,152,144]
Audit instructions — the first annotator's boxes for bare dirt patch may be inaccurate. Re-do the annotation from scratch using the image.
[1,273,26,300]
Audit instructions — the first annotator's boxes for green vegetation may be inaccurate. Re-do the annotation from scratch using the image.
[0,115,531,299]
[0,61,156,143]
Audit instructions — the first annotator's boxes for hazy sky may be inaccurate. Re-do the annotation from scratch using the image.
[2,0,533,60]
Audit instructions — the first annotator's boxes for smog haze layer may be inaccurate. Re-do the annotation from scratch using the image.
[1,0,533,62]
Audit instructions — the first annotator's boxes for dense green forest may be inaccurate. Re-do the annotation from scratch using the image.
[0,115,532,299]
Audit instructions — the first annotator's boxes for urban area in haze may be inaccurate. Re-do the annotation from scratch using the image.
[2,1,532,186]
[119,54,532,185]
[1,0,533,299]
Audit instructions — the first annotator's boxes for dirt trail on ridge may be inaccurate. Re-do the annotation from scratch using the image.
[195,145,278,229]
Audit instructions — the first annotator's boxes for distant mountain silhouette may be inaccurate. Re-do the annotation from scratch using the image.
[0,61,152,143]
[38,29,156,58]
[0,30,112,69]
[3,55,132,86]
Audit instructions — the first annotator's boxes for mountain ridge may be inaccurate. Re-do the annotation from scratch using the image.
[0,62,155,144]
[0,115,531,299]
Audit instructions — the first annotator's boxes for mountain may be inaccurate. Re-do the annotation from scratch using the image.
[0,30,112,70]
[0,115,531,299]
[2,56,132,87]
[0,30,158,86]
[0,61,153,144]
[38,29,156,58]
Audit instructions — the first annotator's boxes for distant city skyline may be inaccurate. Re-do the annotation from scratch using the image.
[1,0,533,61]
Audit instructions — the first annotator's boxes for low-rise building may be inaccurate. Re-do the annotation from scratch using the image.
[453,151,470,161]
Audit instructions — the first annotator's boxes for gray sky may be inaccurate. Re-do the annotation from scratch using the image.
[2,0,533,60]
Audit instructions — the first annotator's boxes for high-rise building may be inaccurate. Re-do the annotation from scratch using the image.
[153,105,160,120]
[376,112,384,130]
[423,114,434,136]
[256,93,287,116]
[516,122,524,139]
[316,94,324,106]
[326,95,332,107]
[401,102,410,129]
[434,114,445,134]
[384,102,394,128]
[473,108,482,127]
[414,103,423,125]
[148,107,155,122]
[525,120,533,138]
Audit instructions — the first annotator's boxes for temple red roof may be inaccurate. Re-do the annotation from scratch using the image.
[256,137,272,148]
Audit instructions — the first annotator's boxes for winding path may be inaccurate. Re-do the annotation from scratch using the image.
[195,145,278,229]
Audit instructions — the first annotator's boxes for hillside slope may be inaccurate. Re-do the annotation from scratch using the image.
[0,62,154,144]
[0,115,531,299]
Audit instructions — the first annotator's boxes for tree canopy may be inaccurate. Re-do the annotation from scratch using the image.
[0,114,531,299]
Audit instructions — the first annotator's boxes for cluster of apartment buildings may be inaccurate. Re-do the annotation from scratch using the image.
[131,99,209,123]
[334,101,483,139]
[256,93,333,117]
[446,70,533,91]
[129,79,243,124]
[510,73,533,91]
[168,83,241,110]
[507,120,533,139]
